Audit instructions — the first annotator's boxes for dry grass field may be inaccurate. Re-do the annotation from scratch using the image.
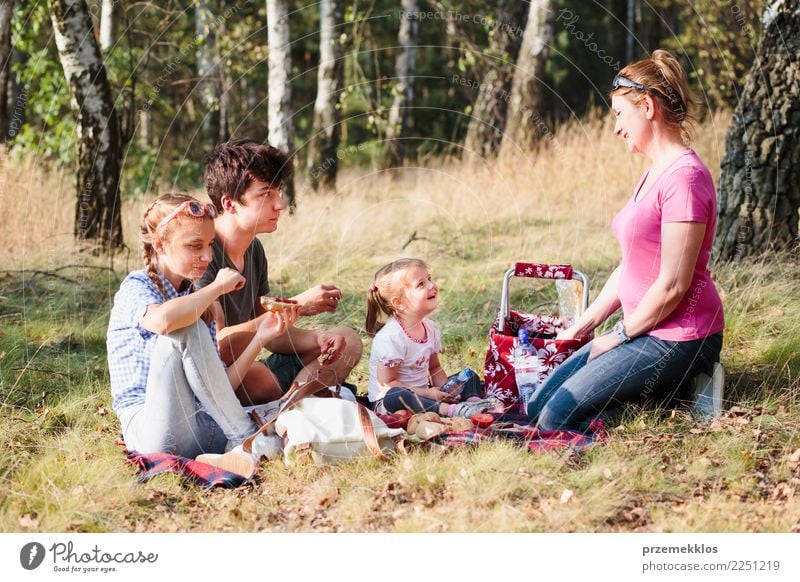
[1,111,799,532]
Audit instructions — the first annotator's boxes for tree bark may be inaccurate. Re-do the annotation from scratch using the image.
[307,0,344,192]
[5,46,26,142]
[715,0,800,260]
[501,0,554,155]
[464,0,528,160]
[196,0,221,151]
[383,0,418,169]
[267,0,295,208]
[49,0,123,250]
[0,0,14,139]
[99,0,115,51]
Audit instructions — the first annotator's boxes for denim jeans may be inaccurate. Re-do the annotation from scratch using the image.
[380,370,484,414]
[117,321,258,458]
[526,332,723,432]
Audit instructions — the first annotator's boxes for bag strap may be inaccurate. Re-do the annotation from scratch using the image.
[356,402,389,460]
[244,379,393,461]
[241,377,328,453]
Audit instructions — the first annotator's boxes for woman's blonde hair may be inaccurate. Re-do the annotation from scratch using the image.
[365,258,429,336]
[139,194,213,324]
[611,49,702,144]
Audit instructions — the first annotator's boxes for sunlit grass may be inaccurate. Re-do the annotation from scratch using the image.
[2,111,799,532]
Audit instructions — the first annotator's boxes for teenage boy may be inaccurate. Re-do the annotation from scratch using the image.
[198,139,362,405]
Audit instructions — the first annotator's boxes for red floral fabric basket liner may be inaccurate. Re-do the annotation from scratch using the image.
[484,262,591,411]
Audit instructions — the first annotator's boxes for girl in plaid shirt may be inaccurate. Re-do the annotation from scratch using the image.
[107,193,297,478]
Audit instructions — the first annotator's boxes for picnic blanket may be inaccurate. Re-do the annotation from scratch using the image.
[122,415,605,488]
[434,413,605,451]
[125,449,247,489]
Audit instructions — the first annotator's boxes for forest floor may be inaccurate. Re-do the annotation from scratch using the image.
[1,112,799,532]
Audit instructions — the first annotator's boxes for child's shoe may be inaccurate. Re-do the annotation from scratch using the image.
[447,398,500,418]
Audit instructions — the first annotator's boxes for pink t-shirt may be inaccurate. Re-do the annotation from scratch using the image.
[611,150,724,341]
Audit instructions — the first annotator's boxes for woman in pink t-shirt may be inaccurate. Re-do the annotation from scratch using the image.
[527,50,724,431]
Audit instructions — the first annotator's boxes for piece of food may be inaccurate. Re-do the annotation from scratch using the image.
[260,296,297,312]
[377,410,412,430]
[445,417,474,432]
[317,345,337,365]
[470,413,495,428]
[415,420,446,440]
[407,411,439,435]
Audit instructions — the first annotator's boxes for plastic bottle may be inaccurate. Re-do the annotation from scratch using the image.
[514,329,541,413]
[556,279,579,329]
[441,368,474,397]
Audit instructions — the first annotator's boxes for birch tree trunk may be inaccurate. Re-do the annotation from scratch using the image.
[49,0,123,250]
[99,0,115,51]
[715,0,800,260]
[0,0,14,138]
[501,0,554,155]
[383,0,418,169]
[307,0,344,192]
[196,0,221,151]
[464,0,528,160]
[267,0,295,207]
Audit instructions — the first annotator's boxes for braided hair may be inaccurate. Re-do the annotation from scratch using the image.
[139,193,214,324]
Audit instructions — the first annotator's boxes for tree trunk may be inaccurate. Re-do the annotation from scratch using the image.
[383,0,418,169]
[0,0,14,139]
[49,0,123,250]
[501,0,555,155]
[464,0,528,160]
[267,0,295,208]
[5,46,26,142]
[307,0,344,192]
[196,0,221,151]
[99,0,115,51]
[715,0,800,260]
[626,0,635,64]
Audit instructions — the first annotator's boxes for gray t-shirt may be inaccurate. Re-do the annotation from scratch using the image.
[197,238,270,326]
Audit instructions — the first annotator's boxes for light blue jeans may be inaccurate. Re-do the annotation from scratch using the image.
[527,332,723,432]
[116,321,258,458]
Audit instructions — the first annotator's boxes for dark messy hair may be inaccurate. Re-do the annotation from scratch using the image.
[203,139,293,212]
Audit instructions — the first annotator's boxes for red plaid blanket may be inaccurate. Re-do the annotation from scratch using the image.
[436,420,605,452]
[125,450,248,489]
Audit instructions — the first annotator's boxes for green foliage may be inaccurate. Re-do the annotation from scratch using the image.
[8,2,74,165]
[660,0,762,109]
[6,0,763,195]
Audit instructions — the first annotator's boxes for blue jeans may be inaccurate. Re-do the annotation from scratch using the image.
[526,332,723,432]
[381,370,484,414]
[117,321,259,458]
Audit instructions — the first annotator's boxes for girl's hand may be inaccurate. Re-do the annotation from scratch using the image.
[440,389,461,404]
[214,268,245,295]
[428,388,455,403]
[587,333,622,362]
[254,309,295,344]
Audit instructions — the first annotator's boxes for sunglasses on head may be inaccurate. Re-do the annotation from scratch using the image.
[156,200,218,234]
[611,75,651,93]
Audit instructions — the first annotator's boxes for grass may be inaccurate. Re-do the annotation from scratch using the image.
[1,111,799,532]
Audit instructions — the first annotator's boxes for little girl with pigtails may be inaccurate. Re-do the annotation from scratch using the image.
[106,193,298,479]
[365,258,498,417]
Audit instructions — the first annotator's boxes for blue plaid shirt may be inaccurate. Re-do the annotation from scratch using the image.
[107,270,221,413]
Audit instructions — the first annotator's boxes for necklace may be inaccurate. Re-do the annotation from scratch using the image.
[396,317,428,344]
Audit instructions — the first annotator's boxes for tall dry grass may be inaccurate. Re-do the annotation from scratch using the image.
[1,110,731,279]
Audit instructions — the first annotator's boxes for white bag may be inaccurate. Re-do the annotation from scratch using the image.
[275,398,405,465]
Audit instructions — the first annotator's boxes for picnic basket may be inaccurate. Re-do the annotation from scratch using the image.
[484,262,591,411]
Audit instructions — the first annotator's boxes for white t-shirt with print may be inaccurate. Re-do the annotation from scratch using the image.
[368,317,442,403]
